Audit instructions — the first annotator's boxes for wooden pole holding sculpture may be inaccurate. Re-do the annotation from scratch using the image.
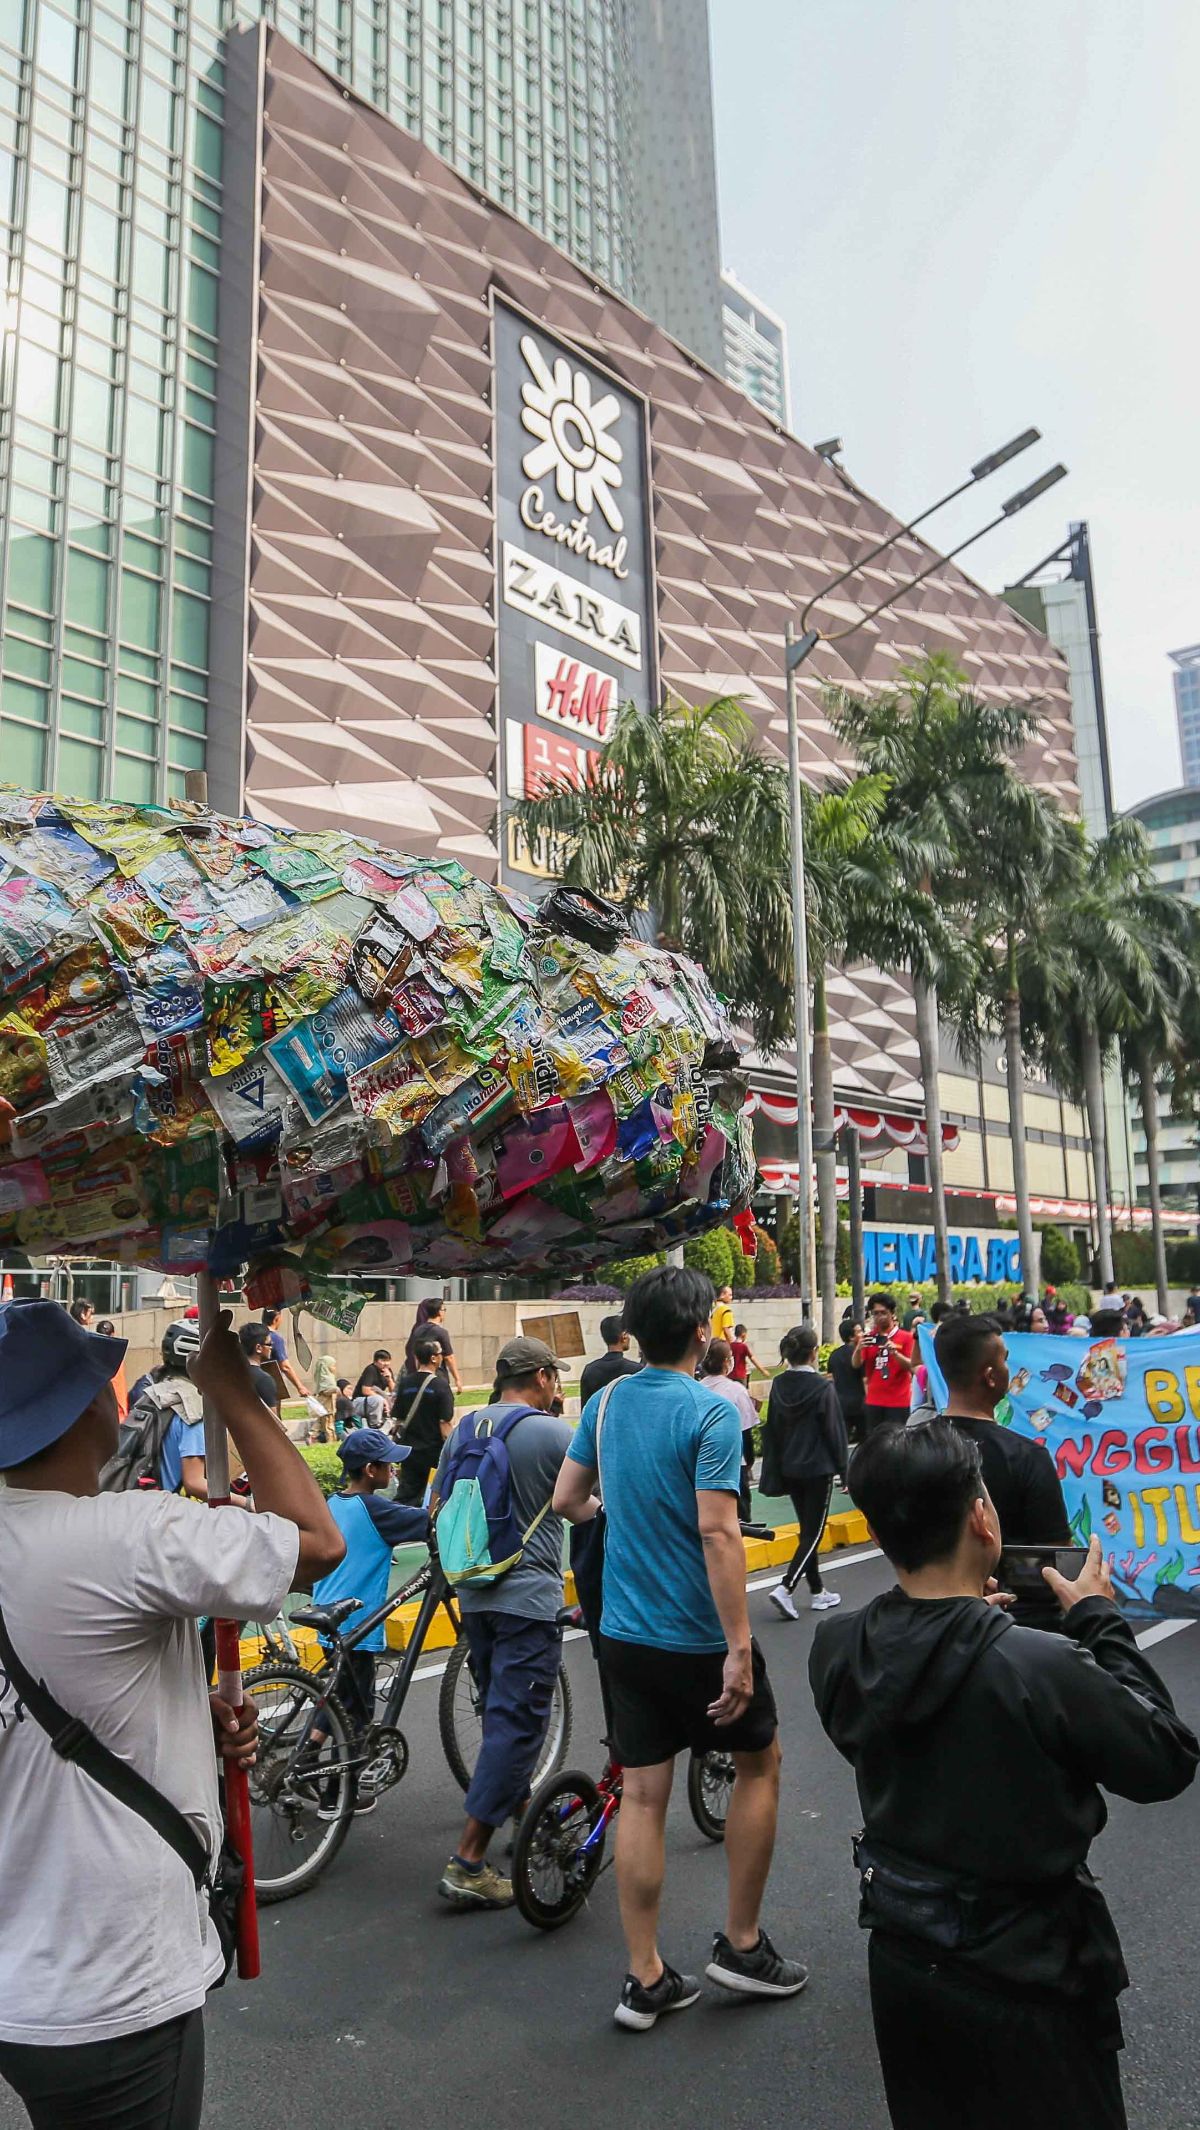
[196,1270,261,1980]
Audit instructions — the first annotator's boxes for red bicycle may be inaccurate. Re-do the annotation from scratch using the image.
[512,1745,733,1930]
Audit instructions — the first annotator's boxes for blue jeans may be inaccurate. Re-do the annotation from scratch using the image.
[461,1612,563,1828]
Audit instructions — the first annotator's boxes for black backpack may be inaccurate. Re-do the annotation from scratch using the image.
[99,1380,199,1492]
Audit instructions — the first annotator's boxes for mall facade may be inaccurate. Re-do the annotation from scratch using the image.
[1,19,1147,1257]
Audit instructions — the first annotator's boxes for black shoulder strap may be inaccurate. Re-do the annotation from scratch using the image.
[0,1601,210,1890]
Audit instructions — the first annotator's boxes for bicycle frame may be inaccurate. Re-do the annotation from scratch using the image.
[301,1551,462,1752]
[568,1759,623,1863]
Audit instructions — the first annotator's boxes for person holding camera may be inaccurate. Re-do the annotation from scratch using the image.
[809,1420,1198,2130]
[852,1292,916,1431]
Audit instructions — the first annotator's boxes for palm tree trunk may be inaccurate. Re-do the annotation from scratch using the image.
[813,963,839,1343]
[1140,1044,1169,1316]
[1081,1020,1114,1288]
[914,972,952,1302]
[1004,930,1038,1297]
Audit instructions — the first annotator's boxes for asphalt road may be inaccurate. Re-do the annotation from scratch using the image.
[6,1552,1200,2130]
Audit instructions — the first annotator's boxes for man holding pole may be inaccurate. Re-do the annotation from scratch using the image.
[0,1300,343,2130]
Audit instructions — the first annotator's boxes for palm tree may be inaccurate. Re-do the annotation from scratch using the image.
[1122,882,1198,1314]
[828,656,1043,1302]
[955,778,1079,1296]
[508,696,794,1053]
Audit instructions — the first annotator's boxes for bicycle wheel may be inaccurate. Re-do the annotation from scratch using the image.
[242,1663,356,1903]
[439,1633,573,1792]
[512,1770,605,1929]
[687,1748,734,1842]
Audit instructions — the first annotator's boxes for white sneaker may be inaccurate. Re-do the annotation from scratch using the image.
[810,1589,842,1611]
[768,1583,799,1620]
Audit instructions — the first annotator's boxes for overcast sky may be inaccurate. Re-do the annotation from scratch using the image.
[709,0,1200,810]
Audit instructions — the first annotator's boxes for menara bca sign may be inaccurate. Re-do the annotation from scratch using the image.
[863,1225,1029,1286]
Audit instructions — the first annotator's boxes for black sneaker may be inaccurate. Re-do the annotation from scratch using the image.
[614,1962,701,2032]
[706,1929,808,1998]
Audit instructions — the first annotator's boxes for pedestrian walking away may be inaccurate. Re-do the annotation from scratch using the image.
[828,1320,867,1443]
[307,1429,429,1816]
[432,1336,573,1912]
[555,1265,807,2031]
[928,1311,1070,1626]
[403,1297,462,1393]
[579,1314,641,1407]
[727,1323,764,1390]
[852,1292,916,1428]
[699,1337,759,1524]
[759,1324,848,1617]
[0,1300,344,2130]
[809,1420,1198,2130]
[390,1335,456,1504]
[709,1284,735,1348]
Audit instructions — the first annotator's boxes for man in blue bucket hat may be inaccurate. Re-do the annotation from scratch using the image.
[0,1300,343,2130]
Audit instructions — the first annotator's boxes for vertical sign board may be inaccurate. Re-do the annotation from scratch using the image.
[492,298,657,884]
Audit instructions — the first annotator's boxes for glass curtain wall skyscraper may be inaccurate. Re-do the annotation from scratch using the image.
[0,0,723,804]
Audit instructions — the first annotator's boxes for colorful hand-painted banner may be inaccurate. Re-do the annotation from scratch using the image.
[919,1326,1200,1620]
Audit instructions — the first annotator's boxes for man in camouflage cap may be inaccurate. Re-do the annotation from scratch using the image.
[433,1335,572,1910]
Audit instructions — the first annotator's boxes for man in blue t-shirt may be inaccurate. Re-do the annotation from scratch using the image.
[555,1265,806,2032]
[310,1428,429,1814]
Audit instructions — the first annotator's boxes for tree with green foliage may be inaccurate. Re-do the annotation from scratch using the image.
[829,656,1039,1305]
[509,696,794,1053]
[1037,1223,1080,1286]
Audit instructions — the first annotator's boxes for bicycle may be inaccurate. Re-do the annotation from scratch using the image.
[241,1549,573,1902]
[512,1742,735,1930]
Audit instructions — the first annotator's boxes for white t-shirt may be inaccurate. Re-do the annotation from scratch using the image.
[0,1487,298,2047]
[709,1373,759,1435]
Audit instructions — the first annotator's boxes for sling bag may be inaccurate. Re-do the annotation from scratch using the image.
[0,1600,242,1986]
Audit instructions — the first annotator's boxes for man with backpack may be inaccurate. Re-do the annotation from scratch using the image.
[432,1335,574,1911]
[554,1266,807,2030]
[106,1320,208,1497]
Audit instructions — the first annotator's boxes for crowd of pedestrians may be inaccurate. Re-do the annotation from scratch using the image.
[3,1272,1199,2130]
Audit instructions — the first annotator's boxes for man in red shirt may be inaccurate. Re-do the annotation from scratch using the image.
[851,1292,916,1429]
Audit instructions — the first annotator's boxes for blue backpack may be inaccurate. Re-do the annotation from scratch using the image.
[435,1406,551,1586]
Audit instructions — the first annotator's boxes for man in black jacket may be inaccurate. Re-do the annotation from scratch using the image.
[809,1420,1198,2130]
[760,1325,848,1620]
[828,1320,867,1442]
[933,1309,1070,1625]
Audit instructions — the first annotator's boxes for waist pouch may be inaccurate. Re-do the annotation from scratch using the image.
[852,1834,1067,1953]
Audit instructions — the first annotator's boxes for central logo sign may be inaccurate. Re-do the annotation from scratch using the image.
[493,300,656,885]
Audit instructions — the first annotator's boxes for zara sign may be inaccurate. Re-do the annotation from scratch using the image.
[492,298,656,882]
[862,1225,1031,1286]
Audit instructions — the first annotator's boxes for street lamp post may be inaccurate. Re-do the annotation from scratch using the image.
[781,446,1068,1323]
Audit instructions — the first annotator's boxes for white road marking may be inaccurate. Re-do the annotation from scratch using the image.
[404,1564,1191,1681]
[1134,1618,1196,1650]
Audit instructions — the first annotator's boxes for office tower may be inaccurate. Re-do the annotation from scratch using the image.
[721,269,792,428]
[0,0,725,800]
[1171,644,1200,787]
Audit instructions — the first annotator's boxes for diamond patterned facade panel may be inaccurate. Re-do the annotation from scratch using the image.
[241,30,1079,1110]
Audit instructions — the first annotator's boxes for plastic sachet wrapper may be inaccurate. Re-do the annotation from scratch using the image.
[0,785,751,1304]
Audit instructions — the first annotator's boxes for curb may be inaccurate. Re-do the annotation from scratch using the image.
[238,1508,873,1672]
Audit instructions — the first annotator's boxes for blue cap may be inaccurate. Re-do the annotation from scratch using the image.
[338,1427,411,1470]
[0,1300,128,1470]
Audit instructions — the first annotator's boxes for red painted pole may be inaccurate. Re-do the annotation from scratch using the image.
[196,1271,261,1981]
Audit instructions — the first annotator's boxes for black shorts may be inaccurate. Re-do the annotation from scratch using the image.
[598,1633,778,1766]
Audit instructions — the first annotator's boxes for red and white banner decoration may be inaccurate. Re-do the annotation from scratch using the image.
[744,1089,960,1157]
[754,1165,1193,1231]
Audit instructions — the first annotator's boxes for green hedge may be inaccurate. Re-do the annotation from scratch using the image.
[683,1228,738,1290]
[596,1249,665,1291]
[1112,1232,1200,1288]
[299,1444,343,1498]
[832,1279,1091,1319]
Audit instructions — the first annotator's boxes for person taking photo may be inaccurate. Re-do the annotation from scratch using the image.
[0,1300,343,2130]
[852,1292,916,1430]
[809,1420,1198,2130]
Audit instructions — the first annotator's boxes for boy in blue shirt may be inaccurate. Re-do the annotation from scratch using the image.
[310,1428,429,1814]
